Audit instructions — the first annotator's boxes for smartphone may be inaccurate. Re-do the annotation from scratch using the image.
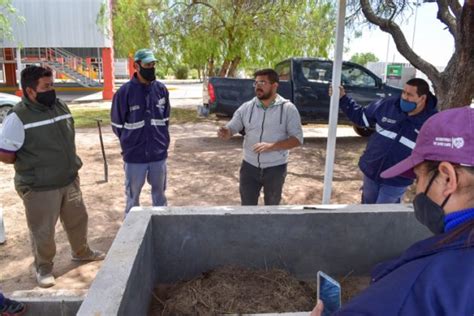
[317,271,341,316]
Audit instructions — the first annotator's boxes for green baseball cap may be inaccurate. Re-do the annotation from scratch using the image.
[134,49,157,64]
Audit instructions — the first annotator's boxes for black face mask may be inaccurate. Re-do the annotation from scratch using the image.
[36,89,57,107]
[139,65,156,82]
[413,170,451,234]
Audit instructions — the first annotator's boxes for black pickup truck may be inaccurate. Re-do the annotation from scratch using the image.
[202,57,403,136]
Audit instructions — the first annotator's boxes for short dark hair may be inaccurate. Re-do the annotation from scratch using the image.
[21,66,53,98]
[406,78,430,97]
[254,68,279,84]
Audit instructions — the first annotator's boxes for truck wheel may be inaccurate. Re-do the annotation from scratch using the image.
[353,125,374,137]
[0,105,13,124]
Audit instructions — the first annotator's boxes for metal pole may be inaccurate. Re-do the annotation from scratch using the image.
[0,206,6,244]
[411,0,419,49]
[98,48,102,84]
[384,35,390,83]
[16,48,22,89]
[95,119,108,182]
[322,0,346,204]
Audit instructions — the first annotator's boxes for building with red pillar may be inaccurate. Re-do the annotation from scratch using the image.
[0,0,115,100]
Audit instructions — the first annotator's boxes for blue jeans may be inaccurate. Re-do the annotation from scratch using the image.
[361,175,406,204]
[124,160,167,214]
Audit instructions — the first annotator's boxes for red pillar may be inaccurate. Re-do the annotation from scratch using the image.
[102,47,115,100]
[128,53,135,79]
[86,57,92,78]
[102,0,115,100]
[3,48,17,86]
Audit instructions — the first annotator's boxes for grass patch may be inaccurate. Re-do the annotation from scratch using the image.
[71,108,110,128]
[71,107,210,128]
[170,108,206,124]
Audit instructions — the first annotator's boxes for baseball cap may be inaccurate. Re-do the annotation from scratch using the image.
[381,104,474,179]
[134,49,157,64]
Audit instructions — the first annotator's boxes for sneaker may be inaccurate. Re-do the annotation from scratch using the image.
[0,297,26,316]
[72,249,105,262]
[36,271,55,288]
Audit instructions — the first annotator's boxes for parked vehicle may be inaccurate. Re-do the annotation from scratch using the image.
[0,92,21,124]
[202,57,403,136]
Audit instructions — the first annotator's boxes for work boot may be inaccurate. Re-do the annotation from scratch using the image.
[72,249,106,262]
[36,271,55,288]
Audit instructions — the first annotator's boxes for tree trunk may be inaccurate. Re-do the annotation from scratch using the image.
[227,56,241,77]
[434,0,474,109]
[218,59,231,77]
[207,58,215,77]
[359,0,474,110]
[434,53,474,109]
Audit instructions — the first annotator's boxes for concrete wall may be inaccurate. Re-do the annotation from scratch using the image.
[9,290,85,316]
[78,205,431,315]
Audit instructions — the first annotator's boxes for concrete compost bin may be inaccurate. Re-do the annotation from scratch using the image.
[78,204,430,315]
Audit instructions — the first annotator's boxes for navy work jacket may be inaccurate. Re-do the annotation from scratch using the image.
[111,74,170,163]
[340,94,437,187]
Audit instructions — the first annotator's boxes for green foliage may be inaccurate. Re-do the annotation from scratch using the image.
[247,0,336,68]
[108,0,156,58]
[174,65,189,80]
[349,52,379,66]
[106,1,336,77]
[0,0,25,41]
[155,69,166,79]
[151,0,336,76]
[188,69,199,80]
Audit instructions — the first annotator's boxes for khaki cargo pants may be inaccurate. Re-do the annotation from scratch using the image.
[19,177,92,275]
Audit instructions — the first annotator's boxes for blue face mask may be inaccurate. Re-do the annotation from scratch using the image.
[400,98,417,112]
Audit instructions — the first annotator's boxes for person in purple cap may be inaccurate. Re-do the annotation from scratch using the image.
[330,78,438,204]
[111,49,170,215]
[311,105,474,315]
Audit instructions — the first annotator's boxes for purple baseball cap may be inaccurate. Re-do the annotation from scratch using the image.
[381,105,474,179]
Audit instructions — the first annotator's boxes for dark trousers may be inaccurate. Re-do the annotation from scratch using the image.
[239,160,287,205]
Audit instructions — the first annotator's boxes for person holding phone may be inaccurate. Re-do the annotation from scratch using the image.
[312,105,474,315]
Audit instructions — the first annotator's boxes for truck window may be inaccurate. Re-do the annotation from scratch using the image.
[341,65,377,87]
[301,60,332,83]
[275,62,291,81]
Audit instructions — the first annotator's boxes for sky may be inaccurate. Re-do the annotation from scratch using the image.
[341,2,455,68]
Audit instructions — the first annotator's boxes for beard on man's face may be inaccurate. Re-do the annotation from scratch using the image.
[256,88,272,100]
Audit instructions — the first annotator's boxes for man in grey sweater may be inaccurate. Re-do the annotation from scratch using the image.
[218,68,303,205]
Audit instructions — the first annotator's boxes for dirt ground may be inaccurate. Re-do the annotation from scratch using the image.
[0,118,371,295]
